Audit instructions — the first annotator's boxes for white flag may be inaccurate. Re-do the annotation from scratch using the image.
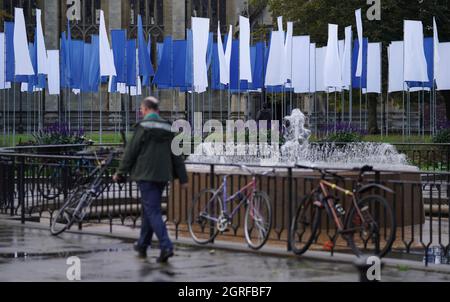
[309,43,316,93]
[436,42,450,91]
[324,24,342,88]
[99,10,116,77]
[47,50,60,95]
[365,42,382,94]
[433,17,440,81]
[282,22,293,85]
[277,16,283,32]
[404,20,428,82]
[36,9,48,75]
[239,16,252,83]
[265,31,284,86]
[218,24,232,85]
[355,9,363,77]
[342,26,353,89]
[292,36,310,94]
[192,17,210,93]
[315,47,327,92]
[0,33,6,89]
[388,41,404,93]
[14,8,34,76]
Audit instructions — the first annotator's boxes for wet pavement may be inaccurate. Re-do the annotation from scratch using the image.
[1,221,450,282]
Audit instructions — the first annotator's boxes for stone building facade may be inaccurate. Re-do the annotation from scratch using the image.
[0,0,273,131]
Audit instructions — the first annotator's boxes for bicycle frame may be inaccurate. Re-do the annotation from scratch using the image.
[317,179,365,233]
[203,175,257,223]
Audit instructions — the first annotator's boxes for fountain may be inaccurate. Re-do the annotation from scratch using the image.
[188,108,417,172]
[170,110,423,236]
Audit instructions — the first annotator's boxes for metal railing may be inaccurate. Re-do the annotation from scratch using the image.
[0,148,450,265]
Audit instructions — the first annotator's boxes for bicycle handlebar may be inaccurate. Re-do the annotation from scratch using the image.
[239,165,276,177]
[295,164,374,181]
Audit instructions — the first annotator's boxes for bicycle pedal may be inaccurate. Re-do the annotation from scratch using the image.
[323,241,334,251]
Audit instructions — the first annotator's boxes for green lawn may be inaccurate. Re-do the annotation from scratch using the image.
[0,132,436,148]
[0,132,127,148]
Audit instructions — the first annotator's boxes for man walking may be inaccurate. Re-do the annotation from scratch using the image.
[113,97,188,263]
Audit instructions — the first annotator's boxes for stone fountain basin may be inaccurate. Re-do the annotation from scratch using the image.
[169,164,424,239]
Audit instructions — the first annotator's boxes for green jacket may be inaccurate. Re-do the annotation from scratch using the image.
[117,115,188,184]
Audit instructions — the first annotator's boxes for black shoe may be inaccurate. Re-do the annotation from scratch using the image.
[133,242,147,259]
[157,249,174,263]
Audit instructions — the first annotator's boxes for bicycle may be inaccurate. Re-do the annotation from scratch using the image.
[289,165,396,258]
[50,150,119,236]
[36,142,95,200]
[188,165,275,250]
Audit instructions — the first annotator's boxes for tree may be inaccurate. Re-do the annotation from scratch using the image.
[259,0,450,133]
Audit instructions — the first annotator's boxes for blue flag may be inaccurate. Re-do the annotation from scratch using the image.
[185,30,193,89]
[5,22,15,82]
[352,38,368,89]
[111,30,126,83]
[88,35,100,92]
[81,42,91,92]
[407,37,434,89]
[137,15,154,79]
[70,40,84,89]
[126,39,137,87]
[153,36,173,88]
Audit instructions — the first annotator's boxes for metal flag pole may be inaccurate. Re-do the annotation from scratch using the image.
[341,88,345,123]
[365,92,368,131]
[431,82,434,136]
[90,92,94,135]
[380,92,383,137]
[430,79,436,136]
[334,90,337,131]
[2,89,5,146]
[26,91,29,136]
[359,77,362,131]
[326,89,329,135]
[12,80,16,146]
[7,87,10,146]
[99,80,103,144]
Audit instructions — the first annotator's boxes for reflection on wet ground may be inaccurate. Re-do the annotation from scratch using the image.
[1,222,450,282]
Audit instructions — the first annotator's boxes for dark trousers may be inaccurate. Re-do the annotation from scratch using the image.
[137,181,173,251]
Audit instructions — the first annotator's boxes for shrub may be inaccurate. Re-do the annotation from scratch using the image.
[32,122,86,146]
[321,123,366,143]
[433,129,450,144]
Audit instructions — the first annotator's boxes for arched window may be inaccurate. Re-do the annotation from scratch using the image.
[1,0,38,38]
[128,0,164,41]
[66,0,101,41]
[188,0,226,33]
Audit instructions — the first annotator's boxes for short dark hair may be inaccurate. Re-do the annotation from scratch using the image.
[142,97,160,111]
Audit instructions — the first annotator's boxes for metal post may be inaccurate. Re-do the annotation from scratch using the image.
[287,167,293,251]
[18,156,25,224]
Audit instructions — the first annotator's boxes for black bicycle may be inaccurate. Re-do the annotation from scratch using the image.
[289,165,396,258]
[50,150,118,236]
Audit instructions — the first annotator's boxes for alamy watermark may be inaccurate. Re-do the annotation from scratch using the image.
[366,256,382,281]
[366,0,381,21]
[66,256,81,281]
[171,113,281,158]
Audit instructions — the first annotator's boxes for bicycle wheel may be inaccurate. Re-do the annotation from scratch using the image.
[244,191,272,250]
[346,195,396,258]
[50,186,87,236]
[188,189,223,245]
[289,194,321,256]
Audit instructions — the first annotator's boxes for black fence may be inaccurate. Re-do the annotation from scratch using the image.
[393,143,450,172]
[0,146,450,265]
